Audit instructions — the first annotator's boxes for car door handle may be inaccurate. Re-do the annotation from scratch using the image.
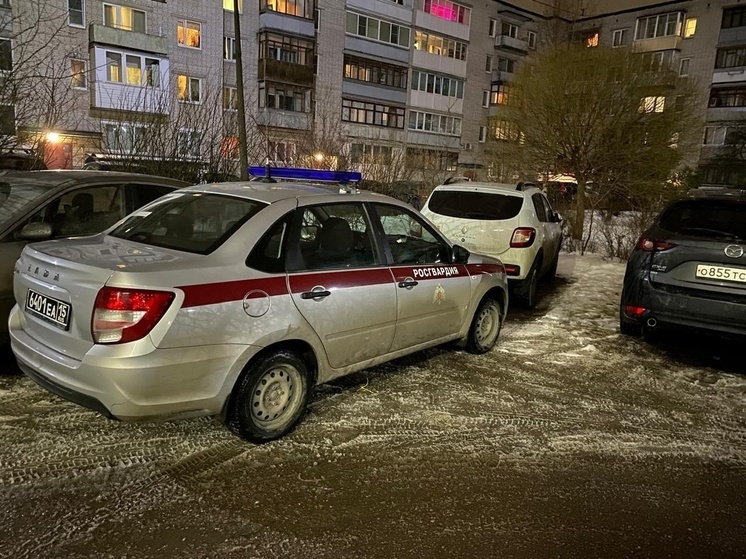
[301,289,331,300]
[398,278,419,288]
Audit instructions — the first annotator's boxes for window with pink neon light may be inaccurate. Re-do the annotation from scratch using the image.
[423,0,470,25]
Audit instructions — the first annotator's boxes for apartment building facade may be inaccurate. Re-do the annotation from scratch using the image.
[1,0,744,183]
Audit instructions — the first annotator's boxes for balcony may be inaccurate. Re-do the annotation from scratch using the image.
[632,35,681,53]
[89,24,168,56]
[713,67,746,85]
[258,11,315,38]
[491,69,514,83]
[495,35,528,53]
[258,58,314,86]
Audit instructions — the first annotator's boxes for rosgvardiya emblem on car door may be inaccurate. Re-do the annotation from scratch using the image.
[433,284,446,304]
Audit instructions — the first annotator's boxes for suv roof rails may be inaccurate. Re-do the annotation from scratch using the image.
[687,185,746,200]
[516,181,537,191]
[443,175,471,185]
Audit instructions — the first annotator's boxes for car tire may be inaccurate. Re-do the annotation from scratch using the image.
[466,297,502,354]
[515,263,539,309]
[229,350,311,443]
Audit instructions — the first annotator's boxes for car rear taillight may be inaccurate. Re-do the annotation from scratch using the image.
[510,228,536,248]
[92,287,174,344]
[636,237,677,252]
[624,305,646,318]
[504,264,521,276]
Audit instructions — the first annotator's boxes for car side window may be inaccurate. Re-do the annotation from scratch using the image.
[40,186,126,238]
[540,195,556,222]
[373,203,448,265]
[247,213,292,274]
[128,183,175,211]
[532,193,550,223]
[288,203,378,271]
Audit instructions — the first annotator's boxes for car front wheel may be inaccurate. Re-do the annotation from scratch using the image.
[229,350,311,443]
[467,297,502,354]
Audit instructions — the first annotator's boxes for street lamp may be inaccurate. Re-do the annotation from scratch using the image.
[45,132,60,144]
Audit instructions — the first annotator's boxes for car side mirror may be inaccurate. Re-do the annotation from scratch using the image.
[552,212,563,223]
[452,244,470,264]
[18,222,53,241]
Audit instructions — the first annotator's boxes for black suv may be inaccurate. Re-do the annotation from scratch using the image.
[620,188,746,338]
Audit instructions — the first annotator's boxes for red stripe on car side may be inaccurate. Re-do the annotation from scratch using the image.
[178,276,288,308]
[289,268,394,293]
[466,263,505,275]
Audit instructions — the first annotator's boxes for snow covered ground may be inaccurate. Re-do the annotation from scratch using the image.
[0,253,744,558]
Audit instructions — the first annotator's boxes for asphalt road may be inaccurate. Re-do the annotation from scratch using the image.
[0,254,744,559]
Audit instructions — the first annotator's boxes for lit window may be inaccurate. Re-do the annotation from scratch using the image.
[106,52,122,82]
[71,59,86,89]
[177,74,202,103]
[223,0,243,12]
[684,18,697,38]
[223,86,237,111]
[104,4,146,33]
[177,19,201,49]
[126,55,141,85]
[586,32,599,47]
[423,0,471,26]
[639,96,666,113]
[224,37,236,60]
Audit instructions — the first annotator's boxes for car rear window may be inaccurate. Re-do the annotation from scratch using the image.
[110,192,267,254]
[427,190,523,220]
[0,181,49,228]
[659,199,746,240]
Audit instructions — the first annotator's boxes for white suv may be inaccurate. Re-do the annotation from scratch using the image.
[421,181,563,308]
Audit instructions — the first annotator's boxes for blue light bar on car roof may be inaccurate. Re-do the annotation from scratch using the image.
[248,166,362,183]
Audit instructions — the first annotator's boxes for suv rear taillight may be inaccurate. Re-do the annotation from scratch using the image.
[92,287,174,344]
[510,228,536,248]
[636,238,677,252]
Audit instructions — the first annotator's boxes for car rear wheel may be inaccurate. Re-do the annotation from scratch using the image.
[515,263,539,309]
[229,350,311,443]
[467,297,502,354]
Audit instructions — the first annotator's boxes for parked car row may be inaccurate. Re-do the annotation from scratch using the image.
[7,168,740,443]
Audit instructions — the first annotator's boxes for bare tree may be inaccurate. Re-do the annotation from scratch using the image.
[508,43,702,243]
[1,1,89,161]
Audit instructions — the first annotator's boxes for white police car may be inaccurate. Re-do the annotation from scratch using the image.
[10,168,509,442]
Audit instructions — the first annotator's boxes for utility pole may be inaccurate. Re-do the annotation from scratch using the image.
[233,0,249,180]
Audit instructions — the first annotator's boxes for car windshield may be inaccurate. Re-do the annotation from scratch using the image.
[0,181,50,229]
[427,190,523,220]
[110,192,267,254]
[659,199,746,240]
